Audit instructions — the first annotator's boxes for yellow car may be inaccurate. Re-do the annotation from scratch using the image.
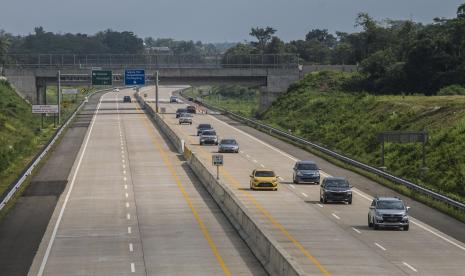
[250,169,279,191]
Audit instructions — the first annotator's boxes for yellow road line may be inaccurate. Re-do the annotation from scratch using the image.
[168,109,331,275]
[137,106,231,276]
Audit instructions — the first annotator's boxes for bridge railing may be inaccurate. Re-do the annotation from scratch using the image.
[3,54,299,69]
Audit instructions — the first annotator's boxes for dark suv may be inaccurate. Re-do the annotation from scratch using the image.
[123,96,131,103]
[368,197,410,231]
[293,160,320,184]
[320,177,352,204]
[197,123,212,136]
[176,108,187,118]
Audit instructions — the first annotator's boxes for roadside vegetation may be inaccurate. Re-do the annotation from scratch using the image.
[0,80,92,199]
[184,86,259,117]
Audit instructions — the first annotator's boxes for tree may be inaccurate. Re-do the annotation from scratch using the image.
[458,3,465,18]
[305,29,336,48]
[266,36,286,54]
[249,26,276,53]
[0,30,10,65]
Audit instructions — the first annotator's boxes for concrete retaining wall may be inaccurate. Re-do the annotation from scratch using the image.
[136,93,304,275]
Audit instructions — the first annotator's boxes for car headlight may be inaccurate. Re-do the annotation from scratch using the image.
[297,171,303,176]
[346,190,352,194]
[402,215,409,221]
[375,212,383,220]
[315,171,320,176]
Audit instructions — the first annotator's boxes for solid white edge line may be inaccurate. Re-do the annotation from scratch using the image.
[374,242,387,251]
[332,213,340,220]
[402,262,418,272]
[352,227,361,234]
[37,92,105,276]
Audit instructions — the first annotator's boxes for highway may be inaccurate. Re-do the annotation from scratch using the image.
[28,88,266,275]
[145,85,465,275]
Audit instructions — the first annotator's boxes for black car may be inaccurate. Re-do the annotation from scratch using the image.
[320,177,352,204]
[187,97,194,101]
[186,105,196,114]
[293,160,320,184]
[123,96,131,103]
[176,108,187,118]
[197,123,212,136]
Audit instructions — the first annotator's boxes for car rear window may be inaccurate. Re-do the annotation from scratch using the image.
[202,131,216,136]
[255,171,275,177]
[377,200,404,210]
[221,139,237,145]
[297,163,318,170]
[325,179,349,188]
[177,109,187,113]
[198,124,211,129]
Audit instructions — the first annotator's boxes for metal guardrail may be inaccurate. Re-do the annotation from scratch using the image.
[185,95,465,212]
[0,88,112,211]
[3,54,299,69]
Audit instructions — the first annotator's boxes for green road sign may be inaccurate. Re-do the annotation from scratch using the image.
[92,70,112,85]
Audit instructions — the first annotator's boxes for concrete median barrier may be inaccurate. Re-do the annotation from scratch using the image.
[136,94,304,275]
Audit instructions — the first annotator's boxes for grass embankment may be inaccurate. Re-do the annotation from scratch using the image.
[184,86,258,117]
[190,73,465,220]
[0,82,93,200]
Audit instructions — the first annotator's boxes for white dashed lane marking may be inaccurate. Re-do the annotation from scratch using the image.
[375,242,387,251]
[301,192,308,198]
[332,213,340,220]
[403,262,417,272]
[352,227,361,234]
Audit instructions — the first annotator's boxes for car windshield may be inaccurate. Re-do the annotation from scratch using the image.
[221,139,237,145]
[255,171,275,177]
[177,109,186,113]
[325,179,349,188]
[180,113,192,117]
[297,163,318,170]
[202,131,216,136]
[198,124,211,129]
[377,200,405,210]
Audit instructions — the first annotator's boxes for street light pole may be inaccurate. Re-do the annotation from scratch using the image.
[155,70,159,113]
[57,70,61,125]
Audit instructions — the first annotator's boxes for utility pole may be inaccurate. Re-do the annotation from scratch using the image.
[57,70,61,125]
[155,70,159,113]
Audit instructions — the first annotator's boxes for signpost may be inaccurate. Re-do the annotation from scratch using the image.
[124,69,145,85]
[91,70,112,85]
[32,105,59,114]
[62,88,78,95]
[377,131,428,170]
[212,154,224,180]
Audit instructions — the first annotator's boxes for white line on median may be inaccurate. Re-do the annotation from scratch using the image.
[352,227,361,234]
[302,192,308,198]
[37,92,105,276]
[130,263,135,273]
[403,262,417,272]
[332,213,340,220]
[374,242,387,251]
[129,243,133,252]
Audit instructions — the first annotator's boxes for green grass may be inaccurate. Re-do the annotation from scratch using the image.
[192,72,465,220]
[184,86,258,117]
[0,81,93,208]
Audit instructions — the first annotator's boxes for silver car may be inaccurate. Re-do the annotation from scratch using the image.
[178,113,192,125]
[368,196,410,231]
[218,139,239,153]
[199,130,218,145]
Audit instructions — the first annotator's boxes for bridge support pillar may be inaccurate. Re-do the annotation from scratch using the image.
[258,73,299,112]
[36,78,47,104]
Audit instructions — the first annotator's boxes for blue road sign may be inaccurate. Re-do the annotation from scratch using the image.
[124,69,145,85]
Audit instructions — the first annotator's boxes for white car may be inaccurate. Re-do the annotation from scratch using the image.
[179,113,193,125]
[113,88,120,92]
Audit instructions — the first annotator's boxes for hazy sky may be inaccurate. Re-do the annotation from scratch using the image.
[0,0,463,42]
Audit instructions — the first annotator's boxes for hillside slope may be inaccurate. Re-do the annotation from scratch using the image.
[0,80,53,195]
[262,72,465,202]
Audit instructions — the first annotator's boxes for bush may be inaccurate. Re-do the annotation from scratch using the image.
[437,85,465,96]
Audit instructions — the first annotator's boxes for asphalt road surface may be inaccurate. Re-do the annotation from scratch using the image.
[28,88,265,276]
[148,85,465,275]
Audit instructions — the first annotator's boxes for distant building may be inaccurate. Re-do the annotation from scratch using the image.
[146,46,172,54]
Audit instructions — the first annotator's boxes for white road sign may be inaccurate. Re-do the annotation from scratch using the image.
[62,88,78,95]
[32,105,59,114]
[212,154,224,166]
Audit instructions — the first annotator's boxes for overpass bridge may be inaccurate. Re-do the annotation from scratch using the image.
[2,54,300,110]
